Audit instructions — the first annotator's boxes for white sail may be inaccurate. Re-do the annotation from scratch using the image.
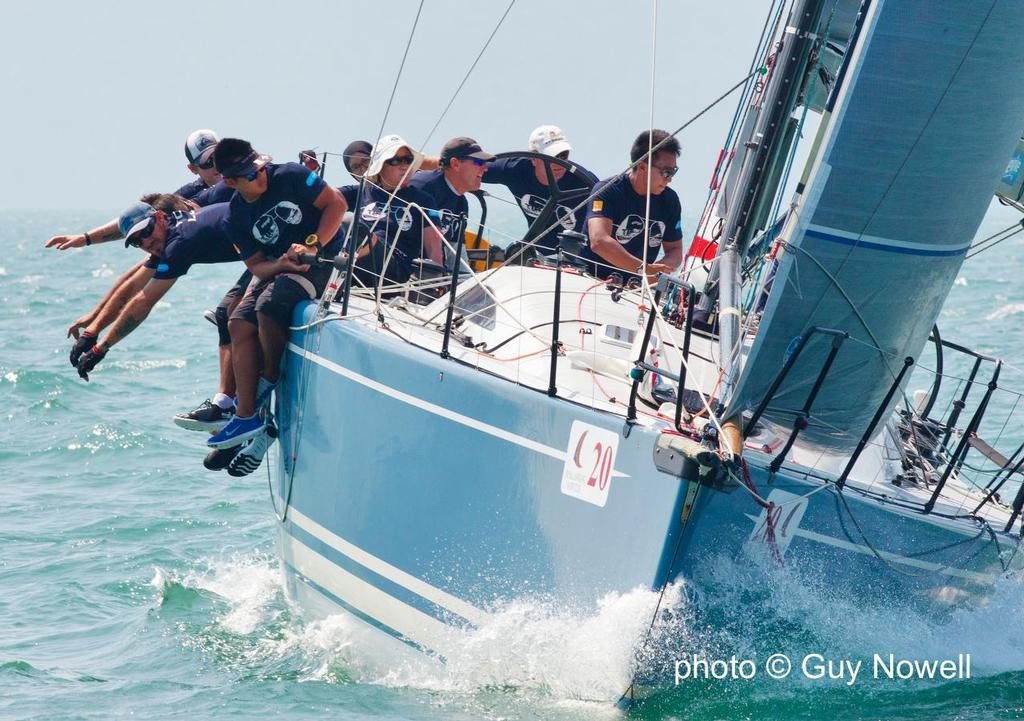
[728,0,1024,451]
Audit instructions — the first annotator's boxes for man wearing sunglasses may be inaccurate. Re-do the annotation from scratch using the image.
[582,129,683,281]
[409,137,495,246]
[204,138,346,470]
[74,200,240,384]
[482,125,598,254]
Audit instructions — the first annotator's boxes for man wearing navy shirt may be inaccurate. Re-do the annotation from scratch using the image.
[410,137,494,246]
[175,129,224,200]
[73,200,240,380]
[206,138,346,467]
[483,125,597,253]
[583,129,683,281]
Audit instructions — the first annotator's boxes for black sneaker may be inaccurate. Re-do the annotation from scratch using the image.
[203,446,238,471]
[174,399,234,432]
[227,427,276,477]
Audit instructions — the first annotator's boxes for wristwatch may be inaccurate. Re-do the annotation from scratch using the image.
[304,233,321,248]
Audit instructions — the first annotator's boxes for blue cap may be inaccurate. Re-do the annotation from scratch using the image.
[118,202,156,246]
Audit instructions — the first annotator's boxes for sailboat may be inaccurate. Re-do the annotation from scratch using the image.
[269,0,1024,702]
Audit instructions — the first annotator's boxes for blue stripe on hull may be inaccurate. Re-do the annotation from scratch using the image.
[280,557,441,659]
[284,518,478,629]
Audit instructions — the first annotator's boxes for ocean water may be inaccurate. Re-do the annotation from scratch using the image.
[3,206,1024,721]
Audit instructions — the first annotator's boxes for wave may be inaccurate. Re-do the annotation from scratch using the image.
[986,303,1024,321]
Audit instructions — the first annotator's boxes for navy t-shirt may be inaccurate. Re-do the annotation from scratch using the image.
[582,173,682,277]
[174,178,234,207]
[339,183,435,260]
[408,170,468,241]
[192,181,234,207]
[483,157,597,251]
[143,203,239,280]
[224,163,328,260]
[174,178,207,200]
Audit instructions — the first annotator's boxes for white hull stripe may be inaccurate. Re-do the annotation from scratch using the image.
[281,531,470,658]
[288,342,630,477]
[288,508,491,625]
[746,513,996,584]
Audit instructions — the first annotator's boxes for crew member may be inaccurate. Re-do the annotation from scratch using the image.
[582,129,683,281]
[205,138,346,477]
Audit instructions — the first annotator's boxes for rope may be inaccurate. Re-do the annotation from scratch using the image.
[374,0,425,144]
[965,219,1024,260]
[420,0,518,151]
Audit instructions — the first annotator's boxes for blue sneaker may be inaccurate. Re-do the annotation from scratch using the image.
[206,413,266,449]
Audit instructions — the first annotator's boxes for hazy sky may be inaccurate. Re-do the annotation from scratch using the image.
[1,0,772,215]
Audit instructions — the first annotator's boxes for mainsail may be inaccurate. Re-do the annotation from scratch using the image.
[727,0,1024,451]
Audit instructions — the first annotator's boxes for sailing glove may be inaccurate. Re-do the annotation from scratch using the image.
[70,332,95,367]
[76,345,107,381]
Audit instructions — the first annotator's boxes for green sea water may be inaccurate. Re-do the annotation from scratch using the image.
[3,207,1024,720]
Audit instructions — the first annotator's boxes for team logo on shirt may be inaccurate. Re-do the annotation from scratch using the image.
[253,201,303,245]
[360,202,413,232]
[168,209,198,228]
[519,194,576,230]
[615,214,666,247]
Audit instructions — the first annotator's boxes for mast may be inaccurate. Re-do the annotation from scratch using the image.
[713,0,830,404]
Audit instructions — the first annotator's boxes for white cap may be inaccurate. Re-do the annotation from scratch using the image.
[366,134,424,178]
[184,129,220,166]
[528,125,571,157]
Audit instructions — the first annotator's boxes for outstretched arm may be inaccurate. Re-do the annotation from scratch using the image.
[67,259,149,338]
[83,265,155,336]
[46,219,121,250]
[75,277,175,381]
[96,278,176,351]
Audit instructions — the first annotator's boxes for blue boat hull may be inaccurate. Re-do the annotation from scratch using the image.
[271,303,1021,683]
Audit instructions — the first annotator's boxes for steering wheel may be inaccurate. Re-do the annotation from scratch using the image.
[489,151,597,257]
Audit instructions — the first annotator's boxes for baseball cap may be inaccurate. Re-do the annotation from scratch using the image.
[440,137,495,165]
[184,129,220,167]
[528,125,571,157]
[366,134,424,177]
[118,201,156,246]
[213,138,272,178]
[343,140,373,174]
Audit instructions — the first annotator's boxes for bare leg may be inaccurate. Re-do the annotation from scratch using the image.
[217,294,242,398]
[217,345,236,398]
[256,312,288,383]
[230,318,261,417]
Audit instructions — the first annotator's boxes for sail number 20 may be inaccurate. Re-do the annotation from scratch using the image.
[561,421,618,508]
[587,442,613,491]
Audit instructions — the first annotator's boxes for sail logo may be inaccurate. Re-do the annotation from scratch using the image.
[748,489,808,558]
[615,215,665,247]
[253,201,302,245]
[560,421,618,507]
[1002,151,1024,185]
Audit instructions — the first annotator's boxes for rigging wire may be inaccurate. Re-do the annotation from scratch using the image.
[374,0,426,143]
[965,218,1024,260]
[420,0,518,152]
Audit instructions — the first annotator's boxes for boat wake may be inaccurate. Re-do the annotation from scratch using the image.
[150,550,1024,717]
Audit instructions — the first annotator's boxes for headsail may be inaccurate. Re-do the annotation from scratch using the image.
[727,0,1024,451]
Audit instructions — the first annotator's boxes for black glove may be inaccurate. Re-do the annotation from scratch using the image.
[70,333,95,367]
[77,345,107,381]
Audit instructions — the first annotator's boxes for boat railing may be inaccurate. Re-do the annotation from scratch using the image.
[625,273,697,432]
